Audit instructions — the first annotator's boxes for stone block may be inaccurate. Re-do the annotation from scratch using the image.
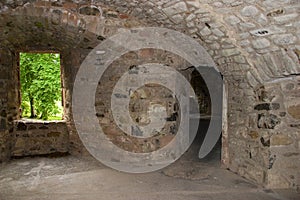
[252,38,271,49]
[51,9,62,25]
[239,22,256,30]
[212,28,225,37]
[257,14,268,25]
[47,132,61,137]
[199,26,211,36]
[220,48,240,57]
[14,138,25,149]
[288,105,300,119]
[233,55,246,63]
[254,103,280,111]
[258,113,281,129]
[240,40,250,46]
[241,5,259,17]
[162,2,187,16]
[272,34,297,45]
[273,13,298,24]
[248,131,259,139]
[267,173,291,189]
[271,134,293,146]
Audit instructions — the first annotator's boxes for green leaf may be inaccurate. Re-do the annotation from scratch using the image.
[20,53,62,120]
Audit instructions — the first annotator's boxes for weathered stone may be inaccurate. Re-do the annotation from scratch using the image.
[287,105,300,119]
[272,34,297,45]
[187,22,195,29]
[258,113,281,129]
[260,137,270,147]
[47,132,61,137]
[248,131,259,139]
[246,71,260,87]
[11,120,68,156]
[252,38,271,49]
[222,0,236,4]
[271,134,293,146]
[283,152,299,157]
[290,124,300,129]
[221,48,240,56]
[241,5,259,17]
[199,26,211,36]
[239,22,256,30]
[273,13,298,24]
[233,55,246,63]
[240,40,250,46]
[171,14,185,23]
[225,15,240,25]
[39,126,49,130]
[268,154,276,169]
[162,2,187,16]
[186,13,196,22]
[279,112,286,117]
[257,14,268,25]
[254,103,280,111]
[232,1,243,6]
[213,2,223,7]
[114,93,127,98]
[14,138,25,149]
[28,125,37,130]
[212,28,225,37]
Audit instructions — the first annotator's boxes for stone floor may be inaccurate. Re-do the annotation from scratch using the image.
[0,149,299,199]
[0,120,299,200]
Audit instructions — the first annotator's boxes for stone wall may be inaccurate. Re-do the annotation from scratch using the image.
[11,120,69,156]
[95,48,209,153]
[226,77,300,190]
[255,77,300,189]
[0,48,18,162]
[226,77,265,183]
[0,48,11,162]
[0,0,299,190]
[228,76,300,190]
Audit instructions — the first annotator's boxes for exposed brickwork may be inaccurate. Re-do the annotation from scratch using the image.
[12,120,69,156]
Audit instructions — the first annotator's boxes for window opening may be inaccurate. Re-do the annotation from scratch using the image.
[19,52,63,120]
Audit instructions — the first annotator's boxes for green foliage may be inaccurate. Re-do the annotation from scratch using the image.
[20,53,63,120]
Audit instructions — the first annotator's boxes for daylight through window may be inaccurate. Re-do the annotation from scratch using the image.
[19,52,63,120]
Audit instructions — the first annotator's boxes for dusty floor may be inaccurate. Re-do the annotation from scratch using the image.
[1,148,299,199]
[1,120,299,200]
